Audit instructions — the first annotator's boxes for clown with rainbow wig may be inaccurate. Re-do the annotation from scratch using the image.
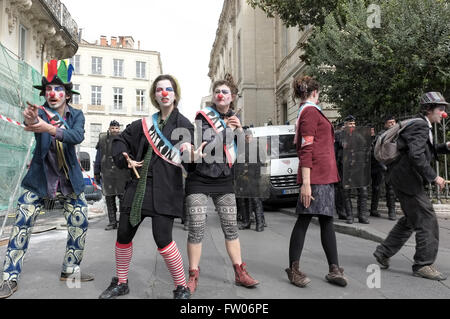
[0,60,94,299]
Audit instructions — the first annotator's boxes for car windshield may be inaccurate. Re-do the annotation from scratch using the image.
[267,134,296,159]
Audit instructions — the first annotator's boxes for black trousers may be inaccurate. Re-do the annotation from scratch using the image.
[116,213,174,249]
[375,188,439,271]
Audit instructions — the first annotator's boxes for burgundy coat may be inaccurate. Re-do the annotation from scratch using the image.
[296,105,340,185]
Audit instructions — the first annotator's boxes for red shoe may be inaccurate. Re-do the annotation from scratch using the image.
[187,267,200,293]
[233,263,259,288]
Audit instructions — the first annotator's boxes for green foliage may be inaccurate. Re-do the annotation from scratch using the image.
[247,0,342,28]
[302,0,450,125]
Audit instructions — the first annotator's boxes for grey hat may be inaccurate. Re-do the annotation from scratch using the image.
[420,92,449,106]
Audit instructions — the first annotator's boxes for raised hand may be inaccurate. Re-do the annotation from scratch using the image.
[122,152,143,179]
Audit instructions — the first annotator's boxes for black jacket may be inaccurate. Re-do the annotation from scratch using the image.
[387,116,450,195]
[112,108,194,218]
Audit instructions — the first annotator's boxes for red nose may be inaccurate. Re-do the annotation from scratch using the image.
[162,91,169,97]
[218,93,224,100]
[49,91,56,98]
[443,112,448,119]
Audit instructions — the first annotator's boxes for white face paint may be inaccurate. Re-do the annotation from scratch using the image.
[213,84,233,110]
[155,79,176,108]
[429,106,446,124]
[45,85,67,110]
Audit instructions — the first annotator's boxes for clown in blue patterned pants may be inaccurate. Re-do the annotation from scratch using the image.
[2,189,89,282]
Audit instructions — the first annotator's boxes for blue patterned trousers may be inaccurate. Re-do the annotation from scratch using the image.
[2,190,89,282]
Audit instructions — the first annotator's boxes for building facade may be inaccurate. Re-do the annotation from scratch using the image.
[208,0,276,127]
[0,0,79,70]
[70,36,163,148]
[208,0,338,127]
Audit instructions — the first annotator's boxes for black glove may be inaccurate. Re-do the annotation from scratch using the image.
[94,174,101,185]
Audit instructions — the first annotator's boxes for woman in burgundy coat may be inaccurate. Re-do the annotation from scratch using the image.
[285,76,348,288]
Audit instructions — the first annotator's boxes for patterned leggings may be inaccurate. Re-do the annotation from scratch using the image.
[2,190,89,282]
[186,193,239,244]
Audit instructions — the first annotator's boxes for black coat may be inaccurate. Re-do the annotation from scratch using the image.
[112,108,194,218]
[387,116,450,195]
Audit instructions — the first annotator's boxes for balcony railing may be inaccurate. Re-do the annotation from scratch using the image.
[41,0,79,41]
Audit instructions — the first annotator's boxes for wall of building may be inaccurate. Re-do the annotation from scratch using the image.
[71,38,162,148]
[208,0,339,128]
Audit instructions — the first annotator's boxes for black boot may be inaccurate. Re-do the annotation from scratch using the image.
[105,196,118,231]
[238,198,251,230]
[357,187,370,224]
[254,199,264,232]
[386,182,397,220]
[173,285,191,299]
[370,183,381,217]
[343,189,353,224]
[99,277,129,299]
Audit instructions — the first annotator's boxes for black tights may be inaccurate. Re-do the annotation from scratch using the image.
[288,214,339,268]
[116,213,174,249]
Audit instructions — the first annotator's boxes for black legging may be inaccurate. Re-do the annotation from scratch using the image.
[288,214,339,268]
[117,213,174,249]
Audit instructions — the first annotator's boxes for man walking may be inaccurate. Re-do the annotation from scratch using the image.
[370,116,397,220]
[94,120,130,230]
[374,92,449,280]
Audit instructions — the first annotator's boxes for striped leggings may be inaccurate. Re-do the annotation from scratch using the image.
[186,193,239,244]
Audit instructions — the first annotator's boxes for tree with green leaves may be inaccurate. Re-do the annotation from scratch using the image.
[247,0,342,28]
[250,0,450,126]
[303,0,450,124]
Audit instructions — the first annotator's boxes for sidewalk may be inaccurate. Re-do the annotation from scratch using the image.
[279,203,450,251]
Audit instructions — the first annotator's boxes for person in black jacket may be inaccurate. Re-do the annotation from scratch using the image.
[98,75,193,299]
[94,120,130,230]
[184,74,259,294]
[370,116,397,220]
[374,92,449,281]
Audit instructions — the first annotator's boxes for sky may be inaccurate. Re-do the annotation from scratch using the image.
[63,0,224,121]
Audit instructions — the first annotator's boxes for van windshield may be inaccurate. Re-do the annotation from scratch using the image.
[267,134,297,159]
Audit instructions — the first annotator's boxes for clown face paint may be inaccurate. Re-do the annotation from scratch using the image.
[45,85,67,110]
[213,84,233,110]
[155,80,176,108]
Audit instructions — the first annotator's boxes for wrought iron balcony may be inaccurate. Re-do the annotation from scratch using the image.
[41,0,79,41]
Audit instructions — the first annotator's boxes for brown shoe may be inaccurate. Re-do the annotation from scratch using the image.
[325,264,348,287]
[187,267,200,293]
[233,263,259,288]
[285,261,310,288]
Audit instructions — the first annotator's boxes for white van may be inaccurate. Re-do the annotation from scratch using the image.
[77,146,102,202]
[248,125,299,204]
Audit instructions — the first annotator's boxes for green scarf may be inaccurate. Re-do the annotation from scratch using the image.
[129,112,171,227]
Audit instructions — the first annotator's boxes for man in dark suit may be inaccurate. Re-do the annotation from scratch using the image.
[374,92,449,281]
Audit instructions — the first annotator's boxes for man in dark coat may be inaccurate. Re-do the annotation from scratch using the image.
[94,120,130,230]
[374,92,449,281]
[335,115,370,224]
[370,116,397,220]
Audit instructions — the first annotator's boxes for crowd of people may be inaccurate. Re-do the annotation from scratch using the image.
[0,58,448,299]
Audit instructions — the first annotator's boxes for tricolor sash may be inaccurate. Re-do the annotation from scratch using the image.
[293,102,322,145]
[142,113,182,167]
[39,105,70,129]
[196,106,237,168]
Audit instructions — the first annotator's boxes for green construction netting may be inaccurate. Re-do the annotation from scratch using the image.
[0,42,43,219]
